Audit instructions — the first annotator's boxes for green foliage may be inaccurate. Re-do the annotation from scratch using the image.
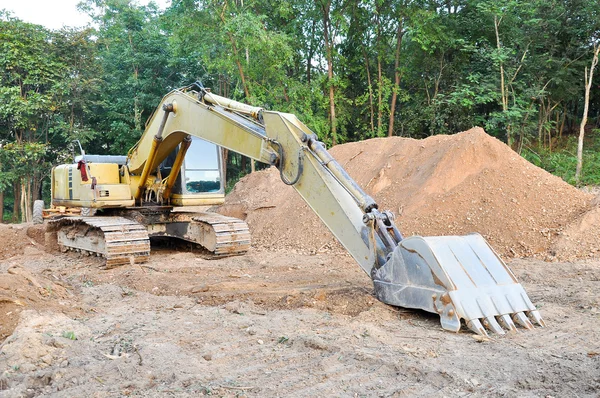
[62,330,77,340]
[1,0,600,220]
[79,0,185,154]
[522,133,600,186]
[0,14,65,143]
[0,141,48,181]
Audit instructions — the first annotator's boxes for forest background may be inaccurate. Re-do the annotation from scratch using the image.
[0,0,599,222]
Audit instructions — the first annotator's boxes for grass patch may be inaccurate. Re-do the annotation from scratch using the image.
[522,133,600,186]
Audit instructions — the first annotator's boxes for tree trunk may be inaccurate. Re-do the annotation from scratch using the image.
[377,57,383,136]
[134,95,142,132]
[241,156,248,173]
[222,148,229,188]
[362,48,375,136]
[375,10,383,137]
[537,101,545,147]
[321,0,337,145]
[32,174,41,201]
[559,111,566,140]
[26,179,32,222]
[12,181,20,223]
[218,5,250,98]
[494,15,510,146]
[230,38,250,98]
[306,20,316,84]
[0,191,4,223]
[388,21,404,137]
[575,44,600,183]
[20,181,27,223]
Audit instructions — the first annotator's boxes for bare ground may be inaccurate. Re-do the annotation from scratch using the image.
[1,238,599,397]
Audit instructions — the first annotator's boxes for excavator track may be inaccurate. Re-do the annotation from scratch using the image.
[189,213,251,256]
[50,216,150,268]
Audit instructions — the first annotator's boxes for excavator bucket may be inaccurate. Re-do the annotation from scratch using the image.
[372,233,545,336]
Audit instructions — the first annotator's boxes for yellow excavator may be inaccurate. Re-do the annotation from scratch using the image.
[42,82,545,336]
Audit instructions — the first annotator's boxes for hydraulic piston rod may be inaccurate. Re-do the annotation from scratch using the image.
[134,103,174,200]
[306,135,378,213]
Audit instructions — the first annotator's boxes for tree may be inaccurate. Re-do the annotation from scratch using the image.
[79,0,182,154]
[575,43,600,183]
[0,13,67,220]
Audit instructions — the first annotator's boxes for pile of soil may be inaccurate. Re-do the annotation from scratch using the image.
[218,128,593,259]
[551,195,600,259]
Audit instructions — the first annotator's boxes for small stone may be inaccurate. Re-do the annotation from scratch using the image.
[202,354,212,361]
[257,339,264,345]
[41,354,54,365]
[191,285,210,293]
[20,363,36,373]
[314,291,326,301]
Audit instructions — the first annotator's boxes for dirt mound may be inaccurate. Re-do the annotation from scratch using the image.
[551,198,600,260]
[218,128,592,258]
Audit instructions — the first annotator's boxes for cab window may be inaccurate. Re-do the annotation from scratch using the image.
[183,138,222,193]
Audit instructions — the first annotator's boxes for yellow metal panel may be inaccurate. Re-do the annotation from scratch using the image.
[129,175,142,198]
[52,161,133,208]
[52,165,69,200]
[87,164,121,184]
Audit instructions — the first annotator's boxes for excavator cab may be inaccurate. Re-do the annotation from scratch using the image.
[160,137,225,207]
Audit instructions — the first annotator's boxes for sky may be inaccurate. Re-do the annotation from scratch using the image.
[0,0,171,30]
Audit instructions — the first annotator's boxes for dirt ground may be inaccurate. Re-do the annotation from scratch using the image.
[0,228,599,397]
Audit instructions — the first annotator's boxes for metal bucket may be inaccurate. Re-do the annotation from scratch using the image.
[372,233,545,336]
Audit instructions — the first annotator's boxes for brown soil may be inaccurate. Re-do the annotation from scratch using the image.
[0,224,46,260]
[218,128,593,260]
[0,242,599,397]
[0,224,79,343]
[552,198,600,259]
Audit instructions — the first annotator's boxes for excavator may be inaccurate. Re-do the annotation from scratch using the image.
[44,82,545,337]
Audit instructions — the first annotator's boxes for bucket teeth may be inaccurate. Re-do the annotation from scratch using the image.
[466,319,488,337]
[483,316,505,335]
[512,312,534,330]
[527,310,546,327]
[498,314,518,333]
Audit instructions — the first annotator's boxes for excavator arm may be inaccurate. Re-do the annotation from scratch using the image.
[127,84,377,274]
[127,83,545,336]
